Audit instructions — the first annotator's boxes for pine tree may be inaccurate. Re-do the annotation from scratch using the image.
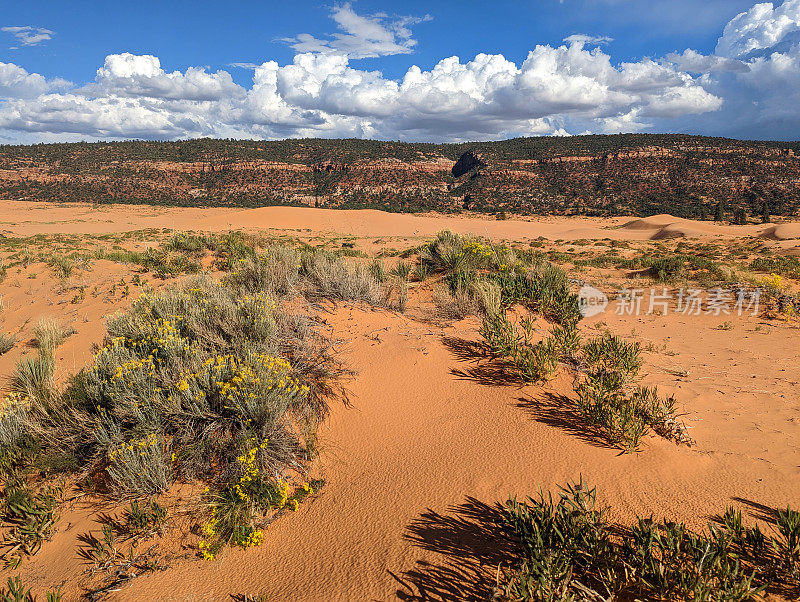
[714,203,724,222]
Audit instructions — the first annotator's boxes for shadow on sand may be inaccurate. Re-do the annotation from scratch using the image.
[514,392,619,451]
[441,335,524,387]
[392,497,513,601]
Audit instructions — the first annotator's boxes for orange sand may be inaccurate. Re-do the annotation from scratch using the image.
[0,201,797,600]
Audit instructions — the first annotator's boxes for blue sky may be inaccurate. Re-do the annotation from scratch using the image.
[3,1,755,82]
[1,0,800,142]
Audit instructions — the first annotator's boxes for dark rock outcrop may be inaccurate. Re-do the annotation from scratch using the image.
[452,150,486,178]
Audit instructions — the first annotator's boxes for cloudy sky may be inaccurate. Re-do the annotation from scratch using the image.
[2,0,800,143]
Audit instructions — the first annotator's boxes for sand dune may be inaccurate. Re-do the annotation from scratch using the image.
[116,304,800,601]
[2,202,800,251]
[762,223,800,240]
[0,201,798,600]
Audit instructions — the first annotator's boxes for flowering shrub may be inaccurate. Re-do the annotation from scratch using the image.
[0,392,30,447]
[1,246,350,562]
[761,272,784,293]
[107,433,173,497]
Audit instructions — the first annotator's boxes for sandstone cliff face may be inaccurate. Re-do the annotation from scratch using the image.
[0,135,798,218]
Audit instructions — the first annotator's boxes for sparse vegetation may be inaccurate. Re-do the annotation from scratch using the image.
[0,254,349,560]
[495,478,800,601]
[0,576,62,601]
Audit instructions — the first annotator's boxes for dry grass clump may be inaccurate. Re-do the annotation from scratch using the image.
[300,252,382,304]
[434,285,480,320]
[496,478,800,601]
[33,317,74,357]
[224,245,301,298]
[0,332,15,355]
[10,355,54,410]
[469,280,502,318]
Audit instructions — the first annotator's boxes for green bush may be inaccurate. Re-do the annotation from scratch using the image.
[497,478,800,601]
[164,231,206,254]
[648,256,686,282]
[492,260,581,326]
[582,332,642,378]
[575,334,690,452]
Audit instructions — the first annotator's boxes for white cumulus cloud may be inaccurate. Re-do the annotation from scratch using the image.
[5,2,800,142]
[0,62,70,98]
[665,0,800,138]
[91,53,244,101]
[716,0,800,58]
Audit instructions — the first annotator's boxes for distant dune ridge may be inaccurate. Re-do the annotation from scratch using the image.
[1,203,798,254]
[0,133,799,218]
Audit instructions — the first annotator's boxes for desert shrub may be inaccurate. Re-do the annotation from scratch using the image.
[515,338,560,383]
[480,314,560,383]
[750,256,800,280]
[550,322,581,358]
[368,260,387,283]
[497,479,794,601]
[11,356,54,409]
[0,333,15,355]
[18,273,337,554]
[0,262,341,559]
[390,260,412,281]
[479,312,687,451]
[224,246,301,298]
[165,231,205,254]
[776,506,800,586]
[100,247,201,277]
[469,279,502,318]
[32,318,74,357]
[582,332,642,379]
[445,268,479,295]
[433,285,479,320]
[412,261,429,282]
[492,261,581,326]
[106,433,173,498]
[197,440,322,559]
[121,499,168,539]
[420,230,472,273]
[575,334,690,451]
[47,254,75,279]
[300,252,383,304]
[422,231,522,276]
[648,256,686,282]
[0,393,31,448]
[576,373,650,451]
[210,231,258,270]
[0,484,62,564]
